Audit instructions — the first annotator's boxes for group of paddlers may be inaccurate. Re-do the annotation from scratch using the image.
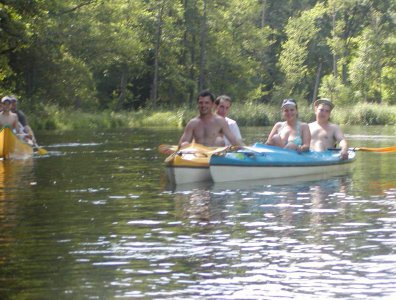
[0,95,37,147]
[178,90,349,160]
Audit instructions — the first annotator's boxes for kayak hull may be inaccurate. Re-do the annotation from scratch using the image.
[166,165,211,185]
[164,143,225,184]
[210,143,355,183]
[0,127,34,159]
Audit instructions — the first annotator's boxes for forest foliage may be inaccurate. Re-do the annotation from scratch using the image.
[0,0,395,113]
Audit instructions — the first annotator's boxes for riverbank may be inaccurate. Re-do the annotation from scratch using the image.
[29,103,396,131]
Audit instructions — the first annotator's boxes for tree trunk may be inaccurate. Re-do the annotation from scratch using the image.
[116,67,127,111]
[332,4,337,77]
[189,33,196,105]
[376,67,382,103]
[198,0,207,92]
[260,0,267,28]
[182,0,196,106]
[150,1,165,108]
[312,61,322,104]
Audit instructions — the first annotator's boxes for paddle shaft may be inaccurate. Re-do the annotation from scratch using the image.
[329,146,396,153]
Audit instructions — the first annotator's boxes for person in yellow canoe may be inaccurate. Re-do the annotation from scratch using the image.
[10,95,37,145]
[309,98,349,160]
[178,90,243,147]
[0,96,19,132]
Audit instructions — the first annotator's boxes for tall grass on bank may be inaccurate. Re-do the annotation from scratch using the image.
[331,103,396,125]
[27,103,396,131]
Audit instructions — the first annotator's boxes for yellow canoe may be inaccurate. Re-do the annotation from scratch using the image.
[0,126,34,159]
[164,143,227,184]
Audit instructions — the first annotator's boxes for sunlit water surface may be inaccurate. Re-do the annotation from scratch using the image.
[0,126,395,299]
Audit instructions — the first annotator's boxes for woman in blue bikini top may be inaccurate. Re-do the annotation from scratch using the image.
[265,98,311,152]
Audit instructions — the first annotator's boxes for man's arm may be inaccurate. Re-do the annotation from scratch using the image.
[178,121,195,147]
[12,116,19,131]
[230,122,242,141]
[222,119,243,146]
[334,125,348,159]
[224,122,242,146]
[294,123,311,152]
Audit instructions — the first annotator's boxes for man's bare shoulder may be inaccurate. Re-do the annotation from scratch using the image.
[185,116,202,126]
[214,113,227,122]
[328,122,340,129]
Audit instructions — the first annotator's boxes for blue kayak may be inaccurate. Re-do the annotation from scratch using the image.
[209,143,356,182]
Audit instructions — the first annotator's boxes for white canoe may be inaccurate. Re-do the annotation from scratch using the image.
[210,143,356,183]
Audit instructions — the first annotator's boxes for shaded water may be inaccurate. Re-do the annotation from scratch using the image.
[0,126,395,299]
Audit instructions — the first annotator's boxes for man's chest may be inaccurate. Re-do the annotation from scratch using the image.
[194,120,220,136]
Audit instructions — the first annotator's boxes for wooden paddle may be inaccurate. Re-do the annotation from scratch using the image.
[352,146,396,153]
[16,130,48,155]
[329,146,396,153]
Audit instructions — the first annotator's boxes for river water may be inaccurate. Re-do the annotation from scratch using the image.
[0,126,395,299]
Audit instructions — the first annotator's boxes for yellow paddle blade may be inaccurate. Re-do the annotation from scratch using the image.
[37,147,48,155]
[354,146,396,153]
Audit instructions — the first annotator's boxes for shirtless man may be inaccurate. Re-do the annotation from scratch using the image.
[0,96,19,131]
[179,90,242,147]
[214,95,243,146]
[309,98,349,159]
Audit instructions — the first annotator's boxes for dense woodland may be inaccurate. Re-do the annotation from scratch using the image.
[0,0,395,112]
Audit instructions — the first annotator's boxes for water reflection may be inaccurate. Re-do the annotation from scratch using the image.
[1,128,396,299]
[0,159,35,285]
[0,159,35,219]
[164,172,396,299]
[0,159,35,187]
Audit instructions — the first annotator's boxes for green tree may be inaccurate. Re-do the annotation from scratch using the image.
[278,3,326,102]
[349,10,395,103]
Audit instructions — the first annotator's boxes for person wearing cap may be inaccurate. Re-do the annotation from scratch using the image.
[266,98,310,152]
[10,96,36,143]
[309,98,348,160]
[0,96,19,131]
[214,95,243,146]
